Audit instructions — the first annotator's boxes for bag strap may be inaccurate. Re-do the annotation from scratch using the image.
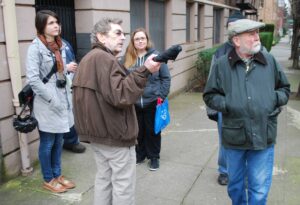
[42,56,57,84]
[19,97,34,117]
[26,54,57,114]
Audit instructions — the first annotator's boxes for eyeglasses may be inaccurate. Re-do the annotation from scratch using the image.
[114,30,125,36]
[107,29,125,37]
[134,37,146,42]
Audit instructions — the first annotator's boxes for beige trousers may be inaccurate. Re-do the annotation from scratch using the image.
[91,143,136,205]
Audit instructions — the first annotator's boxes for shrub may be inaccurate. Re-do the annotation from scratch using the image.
[195,46,220,88]
[260,24,275,33]
[259,32,273,52]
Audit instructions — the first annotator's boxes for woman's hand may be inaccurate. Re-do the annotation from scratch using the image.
[66,61,77,73]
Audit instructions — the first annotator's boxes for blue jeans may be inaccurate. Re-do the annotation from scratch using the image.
[38,131,63,182]
[226,145,274,205]
[63,125,79,145]
[217,112,227,175]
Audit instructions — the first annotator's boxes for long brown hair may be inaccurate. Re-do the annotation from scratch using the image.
[124,28,153,68]
[35,10,60,35]
[36,10,64,73]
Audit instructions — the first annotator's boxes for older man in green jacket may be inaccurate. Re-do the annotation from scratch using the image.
[203,19,290,205]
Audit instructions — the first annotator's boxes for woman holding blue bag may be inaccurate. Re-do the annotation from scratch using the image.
[124,28,171,171]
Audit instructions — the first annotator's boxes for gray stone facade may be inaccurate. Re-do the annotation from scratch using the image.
[0,0,237,180]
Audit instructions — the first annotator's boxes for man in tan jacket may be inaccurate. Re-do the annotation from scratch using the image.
[72,18,161,205]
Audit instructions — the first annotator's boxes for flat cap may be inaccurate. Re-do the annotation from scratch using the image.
[228,19,265,39]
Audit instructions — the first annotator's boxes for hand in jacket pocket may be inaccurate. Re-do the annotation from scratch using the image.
[49,96,64,114]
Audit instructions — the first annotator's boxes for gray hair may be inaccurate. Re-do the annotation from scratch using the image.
[90,18,123,44]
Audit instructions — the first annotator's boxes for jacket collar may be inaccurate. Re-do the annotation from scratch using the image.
[92,42,114,56]
[35,37,66,54]
[228,48,267,68]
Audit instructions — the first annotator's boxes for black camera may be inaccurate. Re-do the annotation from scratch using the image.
[153,45,182,63]
[56,79,66,88]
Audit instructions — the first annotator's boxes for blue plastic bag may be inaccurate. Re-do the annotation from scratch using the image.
[154,98,170,134]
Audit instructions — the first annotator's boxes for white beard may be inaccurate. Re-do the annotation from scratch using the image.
[240,43,261,55]
[251,43,261,54]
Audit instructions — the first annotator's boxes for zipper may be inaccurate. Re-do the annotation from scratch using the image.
[140,97,143,108]
[138,55,146,109]
[65,87,70,109]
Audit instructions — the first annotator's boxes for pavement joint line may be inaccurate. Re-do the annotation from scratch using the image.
[23,187,77,202]
[82,184,95,196]
[165,129,218,133]
[162,160,209,169]
[180,143,219,205]
[19,180,94,203]
[60,193,82,203]
[272,165,288,176]
[287,106,300,129]
[138,191,179,204]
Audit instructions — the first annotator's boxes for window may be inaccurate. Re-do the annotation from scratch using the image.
[186,2,192,42]
[130,0,146,32]
[213,8,223,45]
[130,0,165,52]
[149,0,165,52]
[197,4,204,42]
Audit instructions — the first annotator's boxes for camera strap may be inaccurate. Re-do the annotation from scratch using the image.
[42,56,57,84]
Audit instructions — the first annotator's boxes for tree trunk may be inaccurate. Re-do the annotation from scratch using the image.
[291,0,300,96]
[291,23,300,69]
[291,0,300,69]
[291,21,296,59]
[297,82,300,97]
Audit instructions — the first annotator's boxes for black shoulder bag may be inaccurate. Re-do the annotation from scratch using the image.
[13,63,57,133]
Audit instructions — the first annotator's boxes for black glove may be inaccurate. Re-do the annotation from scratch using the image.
[153,45,182,63]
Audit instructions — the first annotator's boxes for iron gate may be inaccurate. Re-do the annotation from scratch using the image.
[35,0,77,57]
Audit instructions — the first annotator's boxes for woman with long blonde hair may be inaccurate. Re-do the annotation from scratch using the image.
[124,28,171,171]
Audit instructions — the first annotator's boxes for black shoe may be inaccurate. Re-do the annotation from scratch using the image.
[149,158,159,171]
[136,156,146,165]
[63,143,86,153]
[217,173,228,185]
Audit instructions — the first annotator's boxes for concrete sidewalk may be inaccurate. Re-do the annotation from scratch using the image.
[1,36,300,205]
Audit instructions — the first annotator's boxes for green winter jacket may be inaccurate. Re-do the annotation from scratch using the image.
[203,49,290,150]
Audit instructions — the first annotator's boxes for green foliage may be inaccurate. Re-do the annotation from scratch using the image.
[260,24,275,33]
[259,23,275,52]
[272,35,281,46]
[195,46,220,86]
[259,32,273,52]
